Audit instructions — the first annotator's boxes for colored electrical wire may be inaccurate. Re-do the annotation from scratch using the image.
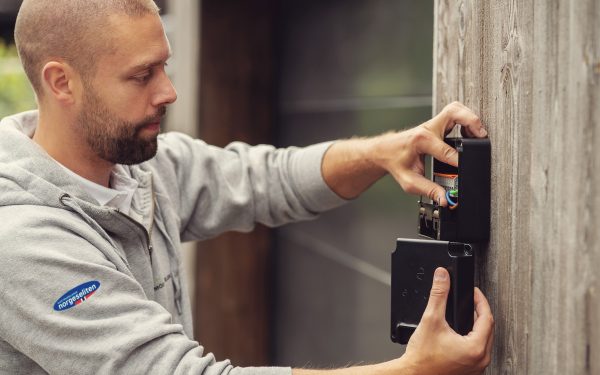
[446,190,458,209]
[434,173,459,179]
[445,190,457,205]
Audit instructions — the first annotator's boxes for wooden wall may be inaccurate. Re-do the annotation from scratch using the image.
[433,0,599,373]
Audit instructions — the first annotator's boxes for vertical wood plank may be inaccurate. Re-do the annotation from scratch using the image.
[529,1,564,372]
[529,1,600,374]
[434,0,599,373]
[588,2,600,373]
[433,0,460,112]
[484,1,534,374]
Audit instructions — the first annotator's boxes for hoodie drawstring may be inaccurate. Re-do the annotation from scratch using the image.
[59,194,122,255]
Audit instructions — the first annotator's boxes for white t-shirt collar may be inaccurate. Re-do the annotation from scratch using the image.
[56,163,139,215]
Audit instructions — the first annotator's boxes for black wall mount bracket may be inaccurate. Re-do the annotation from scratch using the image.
[391,239,474,344]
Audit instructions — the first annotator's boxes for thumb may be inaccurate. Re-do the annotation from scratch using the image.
[424,267,450,318]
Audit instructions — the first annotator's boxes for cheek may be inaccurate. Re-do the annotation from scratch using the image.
[104,88,151,120]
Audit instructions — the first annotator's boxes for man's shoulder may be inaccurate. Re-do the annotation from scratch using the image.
[140,131,213,179]
[0,204,96,243]
[0,204,115,268]
[156,131,207,150]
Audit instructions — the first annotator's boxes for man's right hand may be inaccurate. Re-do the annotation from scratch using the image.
[293,267,494,375]
[391,267,495,375]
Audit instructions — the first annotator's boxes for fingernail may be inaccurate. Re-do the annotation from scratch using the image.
[434,268,447,281]
[479,128,488,137]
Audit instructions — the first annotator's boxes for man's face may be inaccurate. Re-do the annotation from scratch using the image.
[75,13,177,165]
[77,81,166,165]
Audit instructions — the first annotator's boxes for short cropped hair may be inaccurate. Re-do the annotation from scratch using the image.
[15,0,160,97]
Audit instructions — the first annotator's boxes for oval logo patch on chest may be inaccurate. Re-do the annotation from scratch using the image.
[53,281,100,312]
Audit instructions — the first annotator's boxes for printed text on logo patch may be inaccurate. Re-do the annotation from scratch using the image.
[53,281,100,312]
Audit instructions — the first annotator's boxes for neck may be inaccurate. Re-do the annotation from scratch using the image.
[33,109,114,187]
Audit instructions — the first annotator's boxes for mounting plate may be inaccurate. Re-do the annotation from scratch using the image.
[391,238,474,345]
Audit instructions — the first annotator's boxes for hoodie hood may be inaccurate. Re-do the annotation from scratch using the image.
[0,110,99,209]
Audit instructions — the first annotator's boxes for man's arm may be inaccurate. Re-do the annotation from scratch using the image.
[304,102,493,374]
[0,207,292,375]
[292,268,495,375]
[321,102,488,205]
[149,134,347,242]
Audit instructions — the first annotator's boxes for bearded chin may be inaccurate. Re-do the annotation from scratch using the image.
[101,133,159,165]
[79,107,160,165]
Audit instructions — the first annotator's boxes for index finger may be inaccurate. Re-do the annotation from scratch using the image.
[434,102,488,138]
[416,136,459,167]
[471,287,494,340]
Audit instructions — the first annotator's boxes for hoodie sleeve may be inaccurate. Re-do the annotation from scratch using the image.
[148,132,348,242]
[0,206,291,375]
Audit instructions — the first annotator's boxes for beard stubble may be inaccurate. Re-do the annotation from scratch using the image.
[77,85,166,165]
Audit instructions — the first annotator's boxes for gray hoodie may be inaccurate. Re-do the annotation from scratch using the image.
[0,111,346,375]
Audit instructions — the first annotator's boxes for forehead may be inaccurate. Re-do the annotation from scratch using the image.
[98,13,171,71]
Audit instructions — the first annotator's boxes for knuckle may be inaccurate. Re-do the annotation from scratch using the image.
[483,353,492,367]
[429,285,447,297]
[468,345,486,363]
[479,314,494,329]
[410,127,431,145]
[441,145,456,160]
[426,186,438,201]
[420,311,437,325]
[476,359,490,373]
[445,101,461,113]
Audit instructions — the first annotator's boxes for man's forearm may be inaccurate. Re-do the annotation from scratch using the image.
[320,102,489,205]
[292,357,415,375]
[321,137,388,200]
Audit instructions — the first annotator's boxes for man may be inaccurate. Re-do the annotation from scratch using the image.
[0,0,494,374]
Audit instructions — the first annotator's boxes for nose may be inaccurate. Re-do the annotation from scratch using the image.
[153,72,178,107]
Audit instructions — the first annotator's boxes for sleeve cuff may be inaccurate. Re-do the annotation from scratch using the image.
[233,366,293,375]
[289,141,349,213]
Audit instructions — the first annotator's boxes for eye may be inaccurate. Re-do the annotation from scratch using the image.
[132,71,152,84]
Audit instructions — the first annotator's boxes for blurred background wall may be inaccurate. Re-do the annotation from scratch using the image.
[0,0,434,369]
[272,0,432,366]
[0,0,35,118]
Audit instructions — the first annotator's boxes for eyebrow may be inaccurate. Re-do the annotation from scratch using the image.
[127,52,172,74]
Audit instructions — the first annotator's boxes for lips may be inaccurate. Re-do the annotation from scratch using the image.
[142,122,161,132]
[137,107,167,133]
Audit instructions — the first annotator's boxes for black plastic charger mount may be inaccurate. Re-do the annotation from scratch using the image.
[390,239,474,344]
[391,137,490,345]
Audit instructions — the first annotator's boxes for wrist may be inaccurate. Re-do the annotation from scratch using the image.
[365,131,406,174]
[321,137,387,199]
[371,355,418,375]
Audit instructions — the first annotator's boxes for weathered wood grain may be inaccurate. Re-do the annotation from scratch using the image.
[434,0,599,373]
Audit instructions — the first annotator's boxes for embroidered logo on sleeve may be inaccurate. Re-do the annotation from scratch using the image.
[53,281,101,312]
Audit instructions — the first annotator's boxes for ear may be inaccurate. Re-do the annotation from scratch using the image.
[41,61,80,105]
